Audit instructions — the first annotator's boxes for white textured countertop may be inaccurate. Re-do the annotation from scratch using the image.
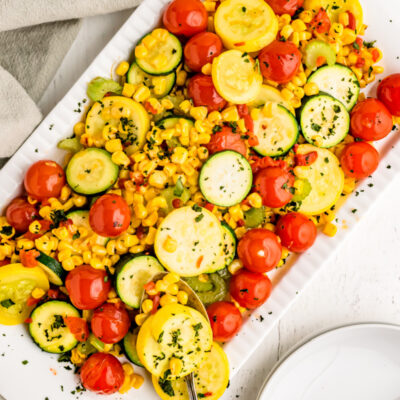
[39,9,400,399]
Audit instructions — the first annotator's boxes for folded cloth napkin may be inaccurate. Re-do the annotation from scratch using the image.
[0,0,141,161]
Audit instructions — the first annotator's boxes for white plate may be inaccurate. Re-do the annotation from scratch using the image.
[0,0,400,399]
[258,324,400,400]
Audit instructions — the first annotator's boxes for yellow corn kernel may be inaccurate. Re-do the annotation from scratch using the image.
[373,65,384,74]
[197,133,211,144]
[299,10,313,23]
[153,53,169,68]
[197,147,209,161]
[207,111,222,124]
[142,299,154,314]
[129,244,145,254]
[92,245,107,257]
[190,106,208,121]
[179,100,192,114]
[105,139,123,153]
[347,52,358,65]
[161,98,174,110]
[304,82,319,96]
[228,259,243,275]
[279,13,291,26]
[248,192,263,208]
[142,34,157,49]
[62,258,75,271]
[135,313,148,326]
[281,88,294,101]
[169,357,183,375]
[323,222,337,237]
[203,0,216,11]
[160,294,178,307]
[90,257,105,270]
[291,31,300,47]
[291,19,306,32]
[133,204,147,220]
[171,147,189,164]
[133,85,151,103]
[338,12,350,26]
[330,23,344,38]
[201,62,212,75]
[155,279,169,293]
[28,220,41,235]
[164,273,180,285]
[135,44,148,59]
[102,125,117,141]
[174,290,188,306]
[235,226,247,239]
[130,374,144,390]
[351,66,363,81]
[122,82,136,98]
[148,171,168,189]
[293,87,305,99]
[221,106,240,122]
[116,61,130,76]
[264,222,276,231]
[322,211,336,223]
[82,251,92,264]
[343,177,356,194]
[281,24,294,40]
[111,151,131,167]
[166,283,179,296]
[341,28,357,45]
[73,121,85,136]
[122,363,135,376]
[163,236,177,253]
[58,248,72,262]
[229,204,244,221]
[176,70,187,86]
[281,246,289,260]
[250,107,261,121]
[31,288,45,299]
[143,211,158,227]
[152,28,169,41]
[72,256,83,266]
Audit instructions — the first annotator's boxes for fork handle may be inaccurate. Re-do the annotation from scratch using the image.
[185,373,198,400]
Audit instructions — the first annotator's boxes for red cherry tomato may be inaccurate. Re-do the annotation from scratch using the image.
[64,316,89,342]
[80,353,124,394]
[340,141,379,179]
[275,212,317,253]
[24,160,65,200]
[207,126,247,157]
[230,270,272,309]
[265,0,304,16]
[254,167,294,208]
[207,301,242,342]
[259,40,301,84]
[377,73,400,116]
[184,32,222,72]
[6,197,38,233]
[310,8,331,34]
[89,194,131,238]
[350,98,393,141]
[163,0,207,37]
[188,74,227,112]
[238,229,282,273]
[91,303,130,344]
[65,265,111,310]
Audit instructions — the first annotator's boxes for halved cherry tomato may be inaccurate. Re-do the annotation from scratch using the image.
[295,151,318,166]
[346,11,357,30]
[65,316,89,342]
[237,105,254,133]
[163,0,207,36]
[207,301,242,342]
[207,126,247,156]
[259,40,302,84]
[254,167,294,208]
[6,197,38,233]
[20,249,40,268]
[80,353,124,394]
[188,74,227,112]
[350,98,393,141]
[65,265,111,310]
[340,142,379,179]
[377,73,400,116]
[24,160,65,200]
[310,8,331,34]
[184,32,222,72]
[250,155,286,174]
[230,270,272,309]
[275,212,317,253]
[265,0,304,16]
[91,303,130,344]
[238,229,282,273]
[89,194,131,238]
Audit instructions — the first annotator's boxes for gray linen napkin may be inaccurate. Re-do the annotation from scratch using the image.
[0,0,142,161]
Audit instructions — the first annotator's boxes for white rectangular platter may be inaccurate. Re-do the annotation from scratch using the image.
[0,0,400,399]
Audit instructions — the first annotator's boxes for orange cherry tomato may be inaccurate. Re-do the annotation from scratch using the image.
[350,98,393,141]
[6,197,38,233]
[91,303,130,344]
[89,194,131,238]
[340,142,379,179]
[64,316,89,342]
[310,8,331,34]
[259,40,302,84]
[24,160,65,200]
[377,73,400,116]
[188,74,227,112]
[238,228,282,273]
[230,270,272,309]
[163,0,207,37]
[207,126,247,157]
[184,32,222,72]
[275,212,317,253]
[80,353,124,394]
[265,0,304,16]
[65,265,111,310]
[207,301,243,342]
[254,167,294,208]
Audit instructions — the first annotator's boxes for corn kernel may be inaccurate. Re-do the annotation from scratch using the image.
[160,294,178,307]
[164,273,180,285]
[142,299,154,314]
[176,70,187,86]
[176,290,188,305]
[163,236,177,253]
[291,31,300,47]
[129,244,145,254]
[122,363,135,376]
[62,258,75,271]
[281,88,294,101]
[134,44,148,59]
[169,357,183,375]
[201,62,212,75]
[304,82,319,96]
[291,19,306,32]
[235,226,247,239]
[228,259,243,275]
[203,0,216,11]
[105,139,123,153]
[161,98,174,110]
[338,12,350,26]
[341,28,357,45]
[280,14,291,26]
[281,24,294,40]
[152,28,169,41]
[131,374,144,389]
[32,288,45,299]
[122,82,136,97]
[373,65,384,74]
[116,61,130,76]
[153,54,169,69]
[148,170,168,189]
[142,34,157,49]
[323,222,337,237]
[343,177,356,194]
[171,147,189,164]
[293,87,305,99]
[248,192,263,208]
[221,106,239,122]
[135,313,148,326]
[330,23,344,38]
[111,151,131,167]
[166,283,179,296]
[73,121,85,136]
[133,85,151,103]
[299,10,313,23]
[179,100,192,114]
[190,106,208,121]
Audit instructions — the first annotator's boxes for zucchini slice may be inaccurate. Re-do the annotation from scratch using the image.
[208,223,236,273]
[29,301,80,353]
[300,94,350,148]
[115,255,164,308]
[36,252,66,286]
[123,329,144,367]
[154,206,224,277]
[156,116,194,130]
[294,144,344,215]
[199,150,253,207]
[135,32,182,76]
[248,84,295,114]
[307,64,360,110]
[127,62,176,98]
[66,148,119,195]
[253,104,299,156]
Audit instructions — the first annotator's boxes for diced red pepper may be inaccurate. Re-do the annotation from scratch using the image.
[60,219,73,228]
[371,48,380,62]
[47,289,59,299]
[355,57,365,68]
[204,202,214,212]
[196,255,204,269]
[203,393,213,397]
[0,259,10,267]
[136,225,145,240]
[64,316,89,342]
[27,296,40,307]
[316,56,326,67]
[250,155,287,174]
[144,101,158,115]
[23,219,52,240]
[237,219,245,227]
[347,11,357,30]
[151,294,161,314]
[144,281,156,294]
[172,198,182,208]
[237,105,254,133]
[20,249,40,268]
[295,151,318,166]
[311,8,331,34]
[118,178,129,189]
[24,317,33,324]
[234,41,245,47]
[247,133,259,147]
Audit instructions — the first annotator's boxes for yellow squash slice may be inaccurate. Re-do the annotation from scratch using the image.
[248,84,295,114]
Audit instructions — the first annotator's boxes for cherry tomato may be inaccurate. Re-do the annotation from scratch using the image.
[254,167,294,208]
[80,353,124,394]
[350,98,393,141]
[275,212,317,253]
[310,8,331,34]
[91,303,130,344]
[259,40,301,84]
[207,126,247,157]
[24,160,65,200]
[230,270,272,309]
[65,265,111,310]
[207,301,242,342]
[6,197,38,233]
[184,32,222,72]
[89,194,131,238]
[188,74,227,112]
[163,0,207,37]
[377,73,400,116]
[265,0,304,16]
[64,316,89,342]
[238,229,282,273]
[340,142,379,179]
